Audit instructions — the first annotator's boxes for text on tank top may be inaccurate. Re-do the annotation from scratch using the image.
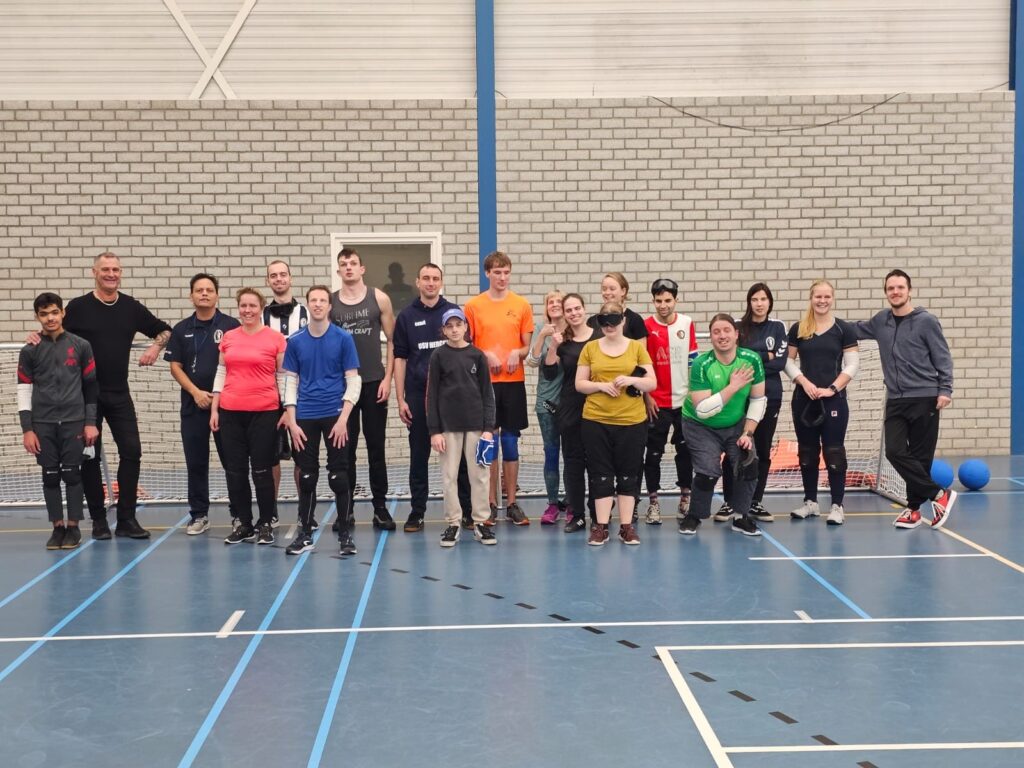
[330,289,385,381]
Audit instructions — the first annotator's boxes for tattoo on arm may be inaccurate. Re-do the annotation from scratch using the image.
[153,329,171,348]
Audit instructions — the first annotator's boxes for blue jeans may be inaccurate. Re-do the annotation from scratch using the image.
[536,409,561,504]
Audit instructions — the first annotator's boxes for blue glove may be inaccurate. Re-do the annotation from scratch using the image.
[475,436,497,467]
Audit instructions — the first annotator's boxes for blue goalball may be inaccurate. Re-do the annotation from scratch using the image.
[957,459,991,491]
[930,459,955,489]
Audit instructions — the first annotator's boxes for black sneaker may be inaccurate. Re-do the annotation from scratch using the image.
[731,515,762,537]
[115,518,151,539]
[310,518,319,532]
[91,518,112,540]
[285,531,314,555]
[505,502,530,525]
[677,515,701,535]
[564,515,586,533]
[46,526,66,550]
[712,503,734,523]
[749,501,774,523]
[440,525,460,548]
[225,523,256,544]
[373,507,397,531]
[332,517,340,533]
[339,535,358,556]
[474,523,497,545]
[484,504,498,527]
[404,513,425,533]
[62,526,82,549]
[256,523,275,545]
[461,514,475,530]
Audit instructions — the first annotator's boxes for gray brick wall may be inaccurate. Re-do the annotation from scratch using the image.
[0,92,1012,493]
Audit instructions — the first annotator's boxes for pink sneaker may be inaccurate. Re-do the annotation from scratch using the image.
[540,503,559,525]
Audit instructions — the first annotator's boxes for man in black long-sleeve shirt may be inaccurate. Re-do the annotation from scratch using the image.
[63,252,172,539]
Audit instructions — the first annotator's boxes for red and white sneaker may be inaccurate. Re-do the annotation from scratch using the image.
[930,489,957,529]
[893,508,922,529]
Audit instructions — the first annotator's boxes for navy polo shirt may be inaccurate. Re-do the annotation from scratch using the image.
[165,310,241,415]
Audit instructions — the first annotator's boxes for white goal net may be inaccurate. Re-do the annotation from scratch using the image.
[0,340,903,506]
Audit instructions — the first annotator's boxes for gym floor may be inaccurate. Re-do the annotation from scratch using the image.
[0,457,1022,768]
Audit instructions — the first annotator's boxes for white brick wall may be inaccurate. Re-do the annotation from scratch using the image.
[0,92,1013,479]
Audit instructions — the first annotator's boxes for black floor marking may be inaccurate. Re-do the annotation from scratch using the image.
[729,690,755,702]
[581,626,605,635]
[769,711,797,724]
[812,735,838,746]
[359,561,371,566]
[484,592,504,600]
[857,762,879,768]
[514,602,535,609]
[452,583,471,590]
[549,613,571,622]
[617,640,640,649]
[421,576,439,581]
[690,672,716,683]
[390,568,408,573]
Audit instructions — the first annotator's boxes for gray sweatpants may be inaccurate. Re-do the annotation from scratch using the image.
[679,418,755,521]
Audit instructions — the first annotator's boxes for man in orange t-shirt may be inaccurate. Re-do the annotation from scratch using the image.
[464,251,535,525]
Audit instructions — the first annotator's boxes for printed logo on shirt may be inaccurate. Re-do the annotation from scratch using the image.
[214,329,224,343]
[299,316,308,329]
[471,363,477,374]
[766,337,775,351]
[64,347,78,367]
[676,330,687,341]
[414,320,426,327]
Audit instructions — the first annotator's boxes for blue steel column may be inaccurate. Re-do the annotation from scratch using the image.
[475,0,497,292]
[1013,0,1024,453]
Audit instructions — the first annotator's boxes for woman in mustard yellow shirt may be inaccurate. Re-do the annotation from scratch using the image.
[575,301,657,546]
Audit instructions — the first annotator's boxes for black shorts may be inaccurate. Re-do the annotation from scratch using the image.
[34,420,85,469]
[493,382,529,433]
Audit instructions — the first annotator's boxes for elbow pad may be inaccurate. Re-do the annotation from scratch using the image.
[695,393,724,419]
[212,364,226,393]
[841,349,860,380]
[746,395,767,424]
[784,357,803,381]
[17,382,33,414]
[343,373,362,406]
[283,373,298,408]
[276,371,288,402]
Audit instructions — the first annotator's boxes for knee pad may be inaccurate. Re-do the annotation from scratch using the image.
[499,430,520,462]
[798,444,820,469]
[42,467,62,488]
[60,466,82,487]
[824,445,848,475]
[298,468,319,495]
[693,473,717,492]
[251,466,273,489]
[615,473,640,496]
[327,471,349,496]
[590,474,615,499]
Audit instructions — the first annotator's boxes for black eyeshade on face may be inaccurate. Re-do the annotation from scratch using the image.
[596,313,623,328]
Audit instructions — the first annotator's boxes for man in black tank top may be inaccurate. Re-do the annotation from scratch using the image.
[330,248,397,530]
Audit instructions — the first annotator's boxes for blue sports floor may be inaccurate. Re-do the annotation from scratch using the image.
[1,458,1023,768]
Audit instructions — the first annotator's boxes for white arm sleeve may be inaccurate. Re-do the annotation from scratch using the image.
[745,395,767,424]
[17,382,33,413]
[283,373,298,408]
[695,392,724,419]
[212,364,226,393]
[841,349,860,380]
[276,371,288,402]
[343,373,362,406]
[784,357,803,381]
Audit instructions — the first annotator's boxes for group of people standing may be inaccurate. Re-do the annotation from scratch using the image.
[17,249,958,553]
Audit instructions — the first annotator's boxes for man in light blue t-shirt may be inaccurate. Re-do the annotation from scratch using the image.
[282,285,362,557]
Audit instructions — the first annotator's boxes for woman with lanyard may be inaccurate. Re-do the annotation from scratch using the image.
[542,293,600,533]
[718,283,788,524]
[575,300,657,546]
[211,287,288,545]
[784,279,859,526]
[527,290,568,525]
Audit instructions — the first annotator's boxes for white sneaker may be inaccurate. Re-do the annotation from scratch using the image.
[790,500,820,519]
[185,517,210,536]
[644,500,662,525]
[826,504,845,526]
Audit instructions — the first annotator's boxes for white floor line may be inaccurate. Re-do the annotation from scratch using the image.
[2,614,1024,645]
[657,647,733,768]
[725,741,1024,754]
[794,610,813,622]
[284,525,296,541]
[751,553,988,561]
[215,610,245,639]
[662,639,1024,652]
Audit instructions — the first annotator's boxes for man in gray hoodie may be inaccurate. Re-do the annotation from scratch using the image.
[855,269,957,530]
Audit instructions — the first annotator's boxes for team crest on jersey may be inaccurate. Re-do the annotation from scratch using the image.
[766,337,775,351]
[676,330,687,340]
[299,316,308,328]
[214,329,224,343]
[471,363,477,374]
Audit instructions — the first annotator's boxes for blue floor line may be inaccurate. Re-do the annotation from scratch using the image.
[0,515,187,684]
[177,504,336,768]
[306,498,394,768]
[0,538,95,611]
[760,529,872,620]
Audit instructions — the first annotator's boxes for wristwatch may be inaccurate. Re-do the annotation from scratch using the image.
[828,384,839,394]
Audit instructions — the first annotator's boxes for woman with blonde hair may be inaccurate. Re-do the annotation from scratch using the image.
[784,279,859,526]
[527,290,569,524]
[590,272,648,340]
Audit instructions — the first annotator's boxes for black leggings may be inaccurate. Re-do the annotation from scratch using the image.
[219,409,278,526]
[792,391,850,505]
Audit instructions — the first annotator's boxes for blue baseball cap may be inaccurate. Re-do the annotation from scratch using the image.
[441,307,467,326]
